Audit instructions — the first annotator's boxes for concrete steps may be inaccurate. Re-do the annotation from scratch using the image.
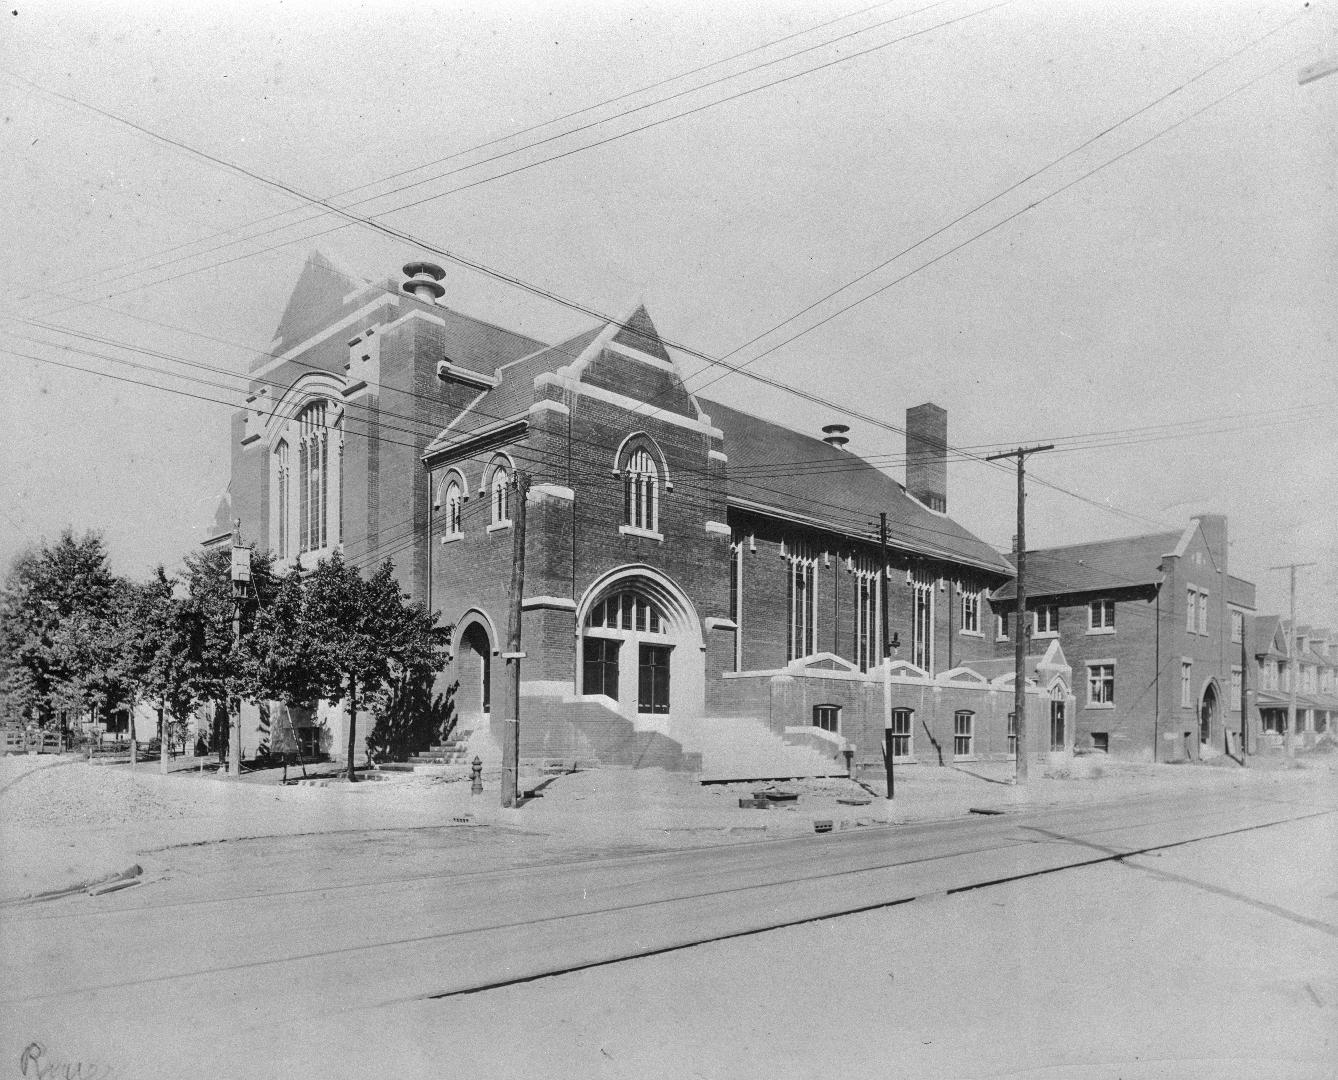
[669,715,847,782]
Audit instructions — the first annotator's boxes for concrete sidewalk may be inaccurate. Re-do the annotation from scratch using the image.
[3,749,1333,904]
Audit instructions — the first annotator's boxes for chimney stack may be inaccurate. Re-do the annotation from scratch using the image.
[905,403,947,512]
[821,423,850,451]
[402,261,446,303]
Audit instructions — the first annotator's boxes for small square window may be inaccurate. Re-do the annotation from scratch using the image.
[1091,732,1109,753]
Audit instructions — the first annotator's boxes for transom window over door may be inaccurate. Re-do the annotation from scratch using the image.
[586,592,663,633]
[624,447,659,533]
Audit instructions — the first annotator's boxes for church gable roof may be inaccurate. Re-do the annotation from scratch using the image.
[699,397,1011,575]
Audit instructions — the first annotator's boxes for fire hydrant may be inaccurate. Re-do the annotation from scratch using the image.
[470,755,483,796]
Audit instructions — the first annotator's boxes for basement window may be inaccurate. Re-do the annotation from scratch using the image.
[1091,732,1109,753]
[813,704,840,733]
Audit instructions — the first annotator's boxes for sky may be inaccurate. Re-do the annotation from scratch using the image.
[1,0,1335,626]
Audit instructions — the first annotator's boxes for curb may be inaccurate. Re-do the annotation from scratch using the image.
[0,863,142,908]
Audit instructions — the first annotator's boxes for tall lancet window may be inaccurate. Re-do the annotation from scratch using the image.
[623,447,659,533]
[274,440,290,558]
[297,401,329,552]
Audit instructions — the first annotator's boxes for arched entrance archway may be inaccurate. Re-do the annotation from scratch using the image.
[575,566,704,725]
[456,621,492,725]
[1200,682,1219,746]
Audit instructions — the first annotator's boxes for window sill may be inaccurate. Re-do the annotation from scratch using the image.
[953,755,976,763]
[439,533,462,545]
[1085,702,1115,711]
[1033,631,1059,640]
[958,629,984,638]
[486,521,512,534]
[1086,627,1115,636]
[619,524,664,542]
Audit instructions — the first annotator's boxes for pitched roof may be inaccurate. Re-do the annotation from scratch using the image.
[433,326,603,442]
[991,531,1181,602]
[1252,616,1287,659]
[698,397,1011,575]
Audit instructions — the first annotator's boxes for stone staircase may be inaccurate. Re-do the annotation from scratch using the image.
[407,729,472,768]
[668,714,848,783]
[513,696,702,772]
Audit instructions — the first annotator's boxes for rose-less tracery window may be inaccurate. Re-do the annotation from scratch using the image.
[297,401,329,552]
[623,447,659,532]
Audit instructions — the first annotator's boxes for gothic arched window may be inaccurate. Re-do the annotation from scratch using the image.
[490,465,511,526]
[623,447,659,533]
[297,401,329,552]
[443,477,463,537]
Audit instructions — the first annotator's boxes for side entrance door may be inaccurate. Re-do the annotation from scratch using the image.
[1050,698,1066,752]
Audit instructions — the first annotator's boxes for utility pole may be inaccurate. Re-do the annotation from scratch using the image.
[879,512,893,801]
[501,472,530,809]
[986,444,1054,784]
[228,518,250,779]
[1268,561,1315,760]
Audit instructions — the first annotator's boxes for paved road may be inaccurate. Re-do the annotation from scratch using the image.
[3,782,1334,1078]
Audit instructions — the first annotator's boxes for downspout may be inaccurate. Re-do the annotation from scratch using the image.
[1153,582,1160,763]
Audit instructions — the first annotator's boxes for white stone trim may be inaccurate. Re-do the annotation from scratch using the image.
[704,617,738,632]
[605,339,677,371]
[535,373,723,438]
[531,483,575,502]
[381,307,446,335]
[486,521,511,534]
[619,524,663,542]
[708,449,728,463]
[522,596,577,611]
[529,399,570,417]
[704,521,731,536]
[252,298,388,380]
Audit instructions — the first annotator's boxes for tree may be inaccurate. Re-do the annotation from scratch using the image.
[244,568,324,781]
[0,530,131,737]
[300,553,446,781]
[119,567,203,772]
[180,542,278,764]
[366,669,457,764]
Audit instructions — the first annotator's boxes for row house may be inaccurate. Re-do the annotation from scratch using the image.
[988,518,1256,762]
[218,253,1080,777]
[1252,619,1337,744]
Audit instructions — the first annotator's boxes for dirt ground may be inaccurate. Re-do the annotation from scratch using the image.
[2,746,1334,903]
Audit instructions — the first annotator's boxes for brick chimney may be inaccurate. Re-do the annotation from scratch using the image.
[905,403,947,512]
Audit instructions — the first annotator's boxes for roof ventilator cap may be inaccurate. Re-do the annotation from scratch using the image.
[402,261,446,302]
[821,423,850,450]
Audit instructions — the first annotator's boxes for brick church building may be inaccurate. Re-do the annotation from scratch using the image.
[220,252,1077,778]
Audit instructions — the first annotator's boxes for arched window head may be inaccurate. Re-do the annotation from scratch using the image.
[443,478,463,537]
[623,446,660,533]
[296,401,330,553]
[491,465,511,526]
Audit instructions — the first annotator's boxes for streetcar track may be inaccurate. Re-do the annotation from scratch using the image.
[5,788,1310,922]
[3,805,1329,1008]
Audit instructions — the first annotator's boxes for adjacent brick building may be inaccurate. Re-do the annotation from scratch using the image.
[989,518,1256,762]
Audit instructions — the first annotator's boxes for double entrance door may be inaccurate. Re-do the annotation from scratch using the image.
[583,638,671,714]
